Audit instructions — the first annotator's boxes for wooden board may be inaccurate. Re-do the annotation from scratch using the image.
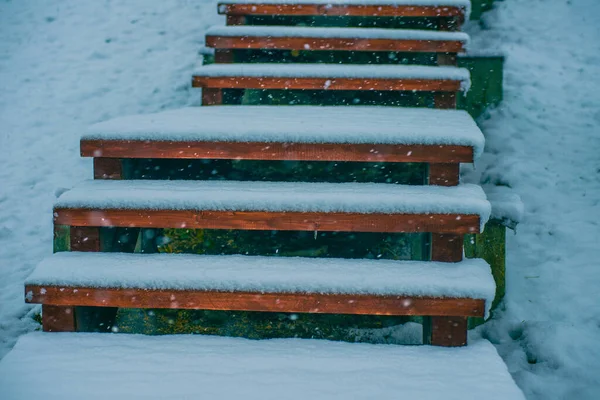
[206,36,465,53]
[192,76,462,92]
[27,286,485,318]
[53,209,482,234]
[81,140,474,164]
[219,4,466,18]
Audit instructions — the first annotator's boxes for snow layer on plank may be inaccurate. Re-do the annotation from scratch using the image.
[194,63,471,91]
[26,252,496,315]
[221,0,472,17]
[54,180,491,226]
[84,106,485,157]
[0,333,524,400]
[484,185,524,229]
[207,25,469,43]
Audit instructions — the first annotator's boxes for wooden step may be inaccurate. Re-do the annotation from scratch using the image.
[206,26,469,54]
[0,333,527,398]
[218,1,471,28]
[25,252,495,346]
[82,106,484,182]
[193,63,469,107]
[53,180,490,234]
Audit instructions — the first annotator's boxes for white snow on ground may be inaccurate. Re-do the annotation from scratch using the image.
[0,333,524,400]
[1,0,599,399]
[0,0,221,359]
[462,0,600,399]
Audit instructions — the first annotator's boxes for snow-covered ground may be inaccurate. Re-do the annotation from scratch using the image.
[462,0,600,398]
[0,0,220,356]
[0,0,599,399]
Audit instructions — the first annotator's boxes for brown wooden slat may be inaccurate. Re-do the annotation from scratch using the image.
[70,226,101,252]
[42,305,76,332]
[429,163,460,186]
[423,316,468,346]
[81,140,474,164]
[202,88,223,105]
[220,4,465,18]
[206,36,465,53]
[192,76,462,92]
[53,209,481,234]
[431,233,463,262]
[93,158,122,180]
[433,92,457,109]
[26,286,485,318]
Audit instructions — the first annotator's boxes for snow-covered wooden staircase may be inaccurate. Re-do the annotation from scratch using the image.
[2,1,525,398]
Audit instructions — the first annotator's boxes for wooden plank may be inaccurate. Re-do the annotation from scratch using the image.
[226,15,246,25]
[93,158,122,180]
[434,92,457,108]
[219,4,465,18]
[69,226,101,252]
[42,305,76,332]
[202,88,223,105]
[27,286,485,318]
[431,233,463,262]
[437,52,458,66]
[423,316,468,346]
[206,36,465,53]
[429,163,460,186]
[192,76,462,92]
[214,49,235,63]
[81,140,474,164]
[53,209,482,234]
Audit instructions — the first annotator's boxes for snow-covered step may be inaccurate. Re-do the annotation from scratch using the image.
[192,63,470,107]
[82,106,484,171]
[206,26,469,54]
[219,1,471,23]
[0,333,525,399]
[26,252,494,345]
[53,180,491,234]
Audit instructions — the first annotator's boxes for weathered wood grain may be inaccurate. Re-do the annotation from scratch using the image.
[81,140,473,164]
[27,286,485,318]
[53,209,482,234]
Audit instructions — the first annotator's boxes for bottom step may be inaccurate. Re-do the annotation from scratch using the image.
[0,333,525,400]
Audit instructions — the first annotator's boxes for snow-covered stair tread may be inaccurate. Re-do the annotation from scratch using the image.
[193,63,471,91]
[26,252,496,313]
[0,333,525,400]
[54,180,491,222]
[206,25,469,42]
[84,106,485,157]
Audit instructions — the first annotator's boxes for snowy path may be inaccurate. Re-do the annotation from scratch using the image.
[0,0,220,358]
[463,0,600,398]
[0,333,525,400]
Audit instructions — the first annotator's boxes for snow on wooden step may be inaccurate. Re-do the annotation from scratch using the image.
[26,252,496,315]
[194,63,471,91]
[54,180,491,226]
[221,0,471,10]
[0,333,525,400]
[84,106,485,157]
[206,25,469,43]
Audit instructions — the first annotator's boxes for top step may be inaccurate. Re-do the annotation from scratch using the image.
[218,1,471,20]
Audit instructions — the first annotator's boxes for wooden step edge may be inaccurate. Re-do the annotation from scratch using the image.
[218,4,466,18]
[53,208,481,234]
[26,285,486,318]
[191,76,463,92]
[80,139,474,163]
[205,35,466,53]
